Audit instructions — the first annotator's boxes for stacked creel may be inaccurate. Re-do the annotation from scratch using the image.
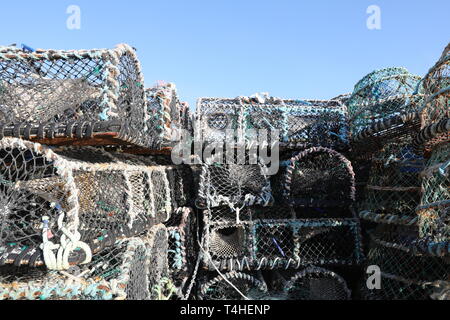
[350,51,449,300]
[164,207,198,299]
[0,139,195,300]
[0,44,193,300]
[412,44,450,301]
[195,94,362,300]
[347,67,424,206]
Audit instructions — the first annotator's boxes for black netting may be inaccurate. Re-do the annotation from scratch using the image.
[359,140,425,219]
[417,142,450,242]
[284,267,351,300]
[283,147,355,208]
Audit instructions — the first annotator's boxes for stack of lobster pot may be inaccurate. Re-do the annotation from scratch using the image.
[0,44,193,300]
[348,51,449,300]
[195,94,363,300]
[412,43,450,300]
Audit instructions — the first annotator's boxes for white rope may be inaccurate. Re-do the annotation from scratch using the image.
[40,213,92,271]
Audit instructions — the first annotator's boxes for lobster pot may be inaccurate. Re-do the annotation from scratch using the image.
[283,147,355,209]
[0,238,151,300]
[196,97,242,144]
[146,224,170,300]
[347,67,422,143]
[165,208,197,297]
[0,44,162,149]
[198,271,268,300]
[279,100,349,150]
[358,140,425,221]
[0,138,184,270]
[420,44,449,133]
[146,83,192,150]
[417,142,450,242]
[196,160,273,210]
[202,219,363,271]
[204,206,296,224]
[361,274,442,301]
[196,96,349,150]
[349,154,373,204]
[361,230,449,301]
[283,266,351,300]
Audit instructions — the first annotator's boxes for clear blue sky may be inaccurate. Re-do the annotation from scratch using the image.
[1,0,449,108]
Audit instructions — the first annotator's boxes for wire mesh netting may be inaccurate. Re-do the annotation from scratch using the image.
[0,138,189,272]
[202,219,363,271]
[0,44,165,148]
[358,140,425,222]
[283,147,355,208]
[417,142,450,242]
[196,96,349,150]
[0,237,150,300]
[347,67,423,152]
[283,266,351,300]
[198,271,268,300]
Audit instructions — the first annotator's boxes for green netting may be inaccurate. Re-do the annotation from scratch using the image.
[361,229,449,301]
[420,43,450,128]
[359,139,424,219]
[347,67,422,139]
[417,142,450,242]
